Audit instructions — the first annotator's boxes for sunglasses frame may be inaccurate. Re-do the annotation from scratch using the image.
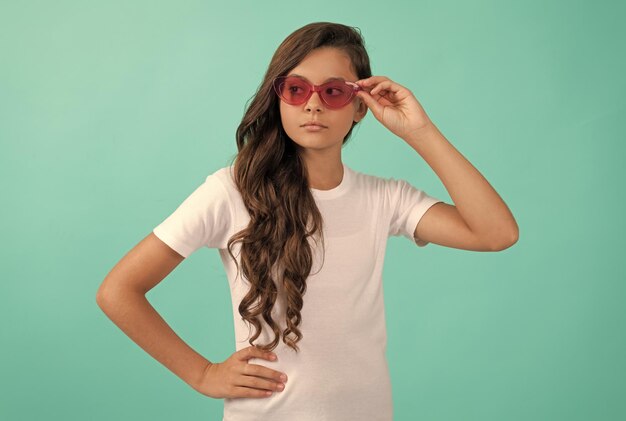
[273,75,363,109]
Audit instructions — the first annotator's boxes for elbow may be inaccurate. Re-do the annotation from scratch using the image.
[96,285,111,311]
[96,281,123,312]
[489,228,519,251]
[96,280,144,313]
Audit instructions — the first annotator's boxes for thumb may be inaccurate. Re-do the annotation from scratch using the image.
[357,90,382,118]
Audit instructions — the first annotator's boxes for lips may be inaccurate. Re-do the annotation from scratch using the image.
[301,122,327,128]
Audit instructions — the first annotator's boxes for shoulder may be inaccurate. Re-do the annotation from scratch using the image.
[209,164,232,180]
[345,164,408,197]
[204,164,245,214]
[206,164,236,192]
[345,163,387,190]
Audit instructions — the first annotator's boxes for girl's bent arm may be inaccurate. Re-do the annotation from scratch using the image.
[96,233,211,391]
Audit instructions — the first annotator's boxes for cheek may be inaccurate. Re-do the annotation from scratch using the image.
[278,104,286,123]
[280,106,296,127]
[279,107,300,139]
[336,110,356,130]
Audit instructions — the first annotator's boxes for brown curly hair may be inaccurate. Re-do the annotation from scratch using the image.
[224,22,372,353]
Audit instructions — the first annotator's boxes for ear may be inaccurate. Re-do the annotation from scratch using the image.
[353,97,368,123]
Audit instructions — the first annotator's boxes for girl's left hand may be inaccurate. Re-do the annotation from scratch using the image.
[355,76,433,141]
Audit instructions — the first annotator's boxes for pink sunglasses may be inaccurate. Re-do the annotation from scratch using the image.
[273,75,363,109]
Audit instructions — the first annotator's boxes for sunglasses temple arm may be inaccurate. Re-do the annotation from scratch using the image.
[344,81,363,92]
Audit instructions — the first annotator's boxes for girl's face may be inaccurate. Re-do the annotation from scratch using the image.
[278,47,368,152]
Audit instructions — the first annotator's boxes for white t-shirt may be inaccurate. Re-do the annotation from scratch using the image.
[153,162,443,421]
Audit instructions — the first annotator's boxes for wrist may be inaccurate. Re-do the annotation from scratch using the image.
[403,121,437,145]
[189,359,214,391]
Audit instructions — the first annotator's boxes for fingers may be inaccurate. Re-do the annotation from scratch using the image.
[231,385,277,398]
[230,346,287,398]
[370,81,398,97]
[195,346,289,400]
[244,362,288,384]
[239,345,277,362]
[357,76,406,98]
[357,75,389,86]
[238,366,286,395]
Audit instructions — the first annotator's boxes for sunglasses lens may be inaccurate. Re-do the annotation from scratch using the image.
[278,77,309,104]
[274,77,354,108]
[321,81,353,108]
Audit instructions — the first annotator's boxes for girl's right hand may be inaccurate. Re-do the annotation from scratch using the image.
[193,345,288,399]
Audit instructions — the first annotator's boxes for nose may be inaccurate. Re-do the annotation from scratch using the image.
[305,90,323,111]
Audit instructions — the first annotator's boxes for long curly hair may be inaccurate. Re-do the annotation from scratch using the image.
[224,22,372,353]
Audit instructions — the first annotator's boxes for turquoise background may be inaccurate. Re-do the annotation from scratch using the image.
[2,0,624,420]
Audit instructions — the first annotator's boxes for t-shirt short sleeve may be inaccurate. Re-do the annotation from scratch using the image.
[152,171,233,258]
[387,178,444,247]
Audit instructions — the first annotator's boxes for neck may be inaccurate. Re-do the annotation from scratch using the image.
[300,150,344,191]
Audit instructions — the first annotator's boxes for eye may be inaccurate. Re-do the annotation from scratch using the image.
[325,87,346,96]
[288,85,304,93]
[283,79,307,94]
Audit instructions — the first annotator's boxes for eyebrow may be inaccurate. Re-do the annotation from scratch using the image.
[286,73,347,83]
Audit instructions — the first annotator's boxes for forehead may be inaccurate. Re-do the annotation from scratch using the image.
[287,47,356,84]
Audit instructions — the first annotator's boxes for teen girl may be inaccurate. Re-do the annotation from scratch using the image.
[97,22,518,421]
